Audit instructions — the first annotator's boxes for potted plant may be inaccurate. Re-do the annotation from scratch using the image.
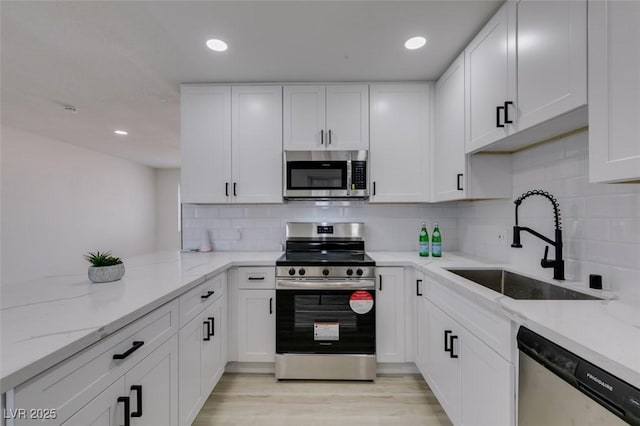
[84,251,125,283]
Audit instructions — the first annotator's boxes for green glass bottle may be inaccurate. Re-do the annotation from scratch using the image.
[432,222,442,257]
[419,222,429,257]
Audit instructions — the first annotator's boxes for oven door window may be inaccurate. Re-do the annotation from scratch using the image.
[286,161,348,190]
[276,290,375,355]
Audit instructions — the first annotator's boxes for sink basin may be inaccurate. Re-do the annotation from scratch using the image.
[445,268,602,300]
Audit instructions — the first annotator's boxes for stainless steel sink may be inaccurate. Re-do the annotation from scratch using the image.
[445,268,602,300]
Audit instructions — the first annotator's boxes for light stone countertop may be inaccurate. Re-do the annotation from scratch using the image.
[1,250,639,394]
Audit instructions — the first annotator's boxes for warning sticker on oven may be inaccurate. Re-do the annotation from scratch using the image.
[349,290,374,314]
[314,322,339,341]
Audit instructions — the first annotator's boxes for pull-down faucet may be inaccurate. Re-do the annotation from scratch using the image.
[511,190,565,280]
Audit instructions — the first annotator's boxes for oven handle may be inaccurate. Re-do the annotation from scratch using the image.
[276,280,375,290]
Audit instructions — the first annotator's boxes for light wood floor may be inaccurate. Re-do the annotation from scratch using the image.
[193,373,453,426]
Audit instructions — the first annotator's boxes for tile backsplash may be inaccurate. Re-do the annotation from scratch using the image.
[182,203,459,253]
[459,130,640,295]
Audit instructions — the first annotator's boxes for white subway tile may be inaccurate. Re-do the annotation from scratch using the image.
[585,195,640,218]
[610,218,640,243]
[218,207,245,218]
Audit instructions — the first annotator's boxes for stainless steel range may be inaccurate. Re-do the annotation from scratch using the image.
[275,222,376,380]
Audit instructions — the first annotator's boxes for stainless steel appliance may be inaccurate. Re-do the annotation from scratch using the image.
[275,222,376,380]
[283,150,368,200]
[518,327,640,425]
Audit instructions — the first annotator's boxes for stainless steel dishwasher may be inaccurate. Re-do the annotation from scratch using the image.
[517,327,640,426]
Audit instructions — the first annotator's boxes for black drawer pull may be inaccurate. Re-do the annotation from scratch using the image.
[233,182,237,196]
[496,105,505,128]
[118,396,130,426]
[208,317,215,337]
[328,129,332,144]
[203,321,211,341]
[321,129,324,145]
[373,181,376,196]
[379,274,382,291]
[201,290,215,299]
[504,101,514,124]
[444,330,452,352]
[457,173,463,191]
[248,276,265,281]
[416,279,423,296]
[113,341,144,360]
[130,385,142,418]
[269,297,273,315]
[225,182,229,197]
[449,335,459,359]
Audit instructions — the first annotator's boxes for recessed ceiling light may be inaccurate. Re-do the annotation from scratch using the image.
[114,130,128,135]
[405,36,427,50]
[206,39,228,52]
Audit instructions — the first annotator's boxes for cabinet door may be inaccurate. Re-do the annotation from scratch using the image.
[515,0,586,132]
[231,86,283,203]
[201,296,226,396]
[465,2,515,153]
[237,290,275,362]
[326,85,369,150]
[375,267,405,363]
[424,301,461,425]
[178,313,208,425]
[180,85,232,203]
[434,54,466,202]
[283,85,326,150]
[61,378,124,426]
[370,84,430,203]
[125,335,178,426]
[460,326,514,426]
[588,0,640,183]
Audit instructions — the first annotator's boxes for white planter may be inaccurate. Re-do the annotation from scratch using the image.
[88,263,125,283]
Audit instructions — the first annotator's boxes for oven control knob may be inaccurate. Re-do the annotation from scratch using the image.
[322,269,330,276]
[288,268,296,276]
[346,269,354,276]
[298,268,306,276]
[356,268,364,276]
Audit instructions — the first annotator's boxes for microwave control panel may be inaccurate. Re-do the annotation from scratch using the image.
[351,161,367,190]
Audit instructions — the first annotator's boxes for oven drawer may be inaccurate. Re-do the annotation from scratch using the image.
[237,267,275,289]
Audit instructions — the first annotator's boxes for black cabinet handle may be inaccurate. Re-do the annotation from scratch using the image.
[328,129,332,144]
[504,101,514,124]
[379,274,382,291]
[113,341,144,360]
[130,385,142,418]
[208,317,215,337]
[416,279,423,296]
[201,290,215,299]
[118,396,130,426]
[225,182,229,197]
[373,181,376,196]
[449,335,459,359]
[233,182,237,196]
[457,173,464,191]
[444,330,452,352]
[248,276,265,281]
[496,105,505,128]
[269,297,273,315]
[203,321,211,341]
[321,129,324,145]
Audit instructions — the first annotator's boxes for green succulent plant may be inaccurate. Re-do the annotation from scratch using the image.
[84,251,123,267]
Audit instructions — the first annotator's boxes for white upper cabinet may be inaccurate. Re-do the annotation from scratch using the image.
[465,0,587,154]
[370,84,431,203]
[465,2,515,153]
[181,84,283,204]
[433,54,512,202]
[283,85,369,151]
[181,85,232,204]
[514,0,586,132]
[588,0,640,183]
[232,86,283,203]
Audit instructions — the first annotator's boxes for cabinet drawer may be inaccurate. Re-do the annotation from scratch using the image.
[179,272,226,328]
[426,280,512,361]
[13,300,178,426]
[236,267,275,289]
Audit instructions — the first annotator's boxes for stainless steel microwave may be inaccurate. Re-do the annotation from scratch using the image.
[283,150,369,200]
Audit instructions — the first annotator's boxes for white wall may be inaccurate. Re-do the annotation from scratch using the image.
[459,130,640,295]
[1,127,157,286]
[155,168,181,250]
[182,202,459,252]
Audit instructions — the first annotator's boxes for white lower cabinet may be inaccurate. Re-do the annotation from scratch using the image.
[375,267,405,363]
[414,272,428,376]
[237,289,275,362]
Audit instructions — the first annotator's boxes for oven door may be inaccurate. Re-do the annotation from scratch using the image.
[276,280,375,355]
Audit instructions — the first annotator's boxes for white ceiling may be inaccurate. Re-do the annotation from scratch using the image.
[1,0,502,168]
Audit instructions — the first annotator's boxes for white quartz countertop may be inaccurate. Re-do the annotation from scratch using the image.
[1,250,639,394]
